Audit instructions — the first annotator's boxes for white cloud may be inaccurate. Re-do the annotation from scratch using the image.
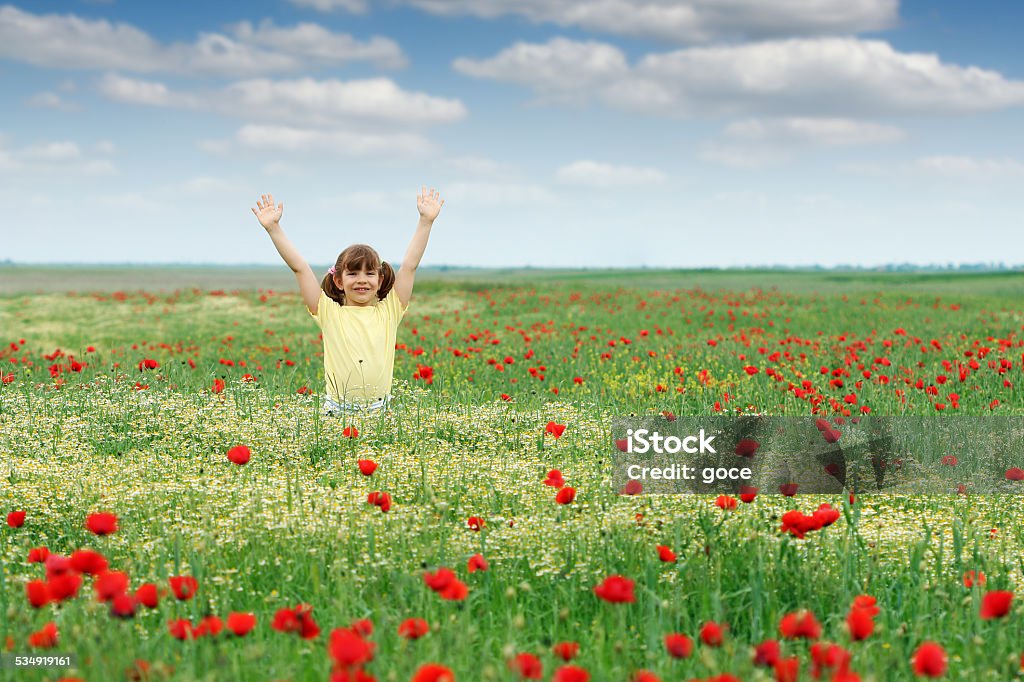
[25,92,79,111]
[555,160,667,187]
[289,0,368,13]
[0,137,116,176]
[98,74,466,127]
[224,124,438,157]
[94,140,117,155]
[0,5,405,76]
[442,180,557,205]
[455,37,1024,118]
[841,155,1024,182]
[407,0,897,43]
[21,141,82,162]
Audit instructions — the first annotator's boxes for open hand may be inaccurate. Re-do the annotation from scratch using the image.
[417,186,444,222]
[252,194,283,230]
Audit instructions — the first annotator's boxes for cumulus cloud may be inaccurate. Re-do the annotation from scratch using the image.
[219,124,438,157]
[456,37,1024,118]
[25,92,79,111]
[390,0,897,43]
[0,5,405,76]
[289,0,369,13]
[841,155,1024,182]
[0,136,116,175]
[555,160,667,187]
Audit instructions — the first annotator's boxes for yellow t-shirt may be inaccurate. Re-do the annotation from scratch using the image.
[308,288,408,404]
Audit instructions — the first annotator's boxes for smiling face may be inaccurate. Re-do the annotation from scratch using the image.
[335,265,380,307]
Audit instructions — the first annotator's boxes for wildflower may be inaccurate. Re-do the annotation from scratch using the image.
[85,512,118,536]
[227,445,251,465]
[594,575,635,603]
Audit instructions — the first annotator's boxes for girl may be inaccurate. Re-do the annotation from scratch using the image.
[251,187,444,413]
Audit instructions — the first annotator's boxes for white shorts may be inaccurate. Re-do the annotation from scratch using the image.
[322,394,392,416]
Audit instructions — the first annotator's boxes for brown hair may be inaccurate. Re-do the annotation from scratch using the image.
[320,244,396,305]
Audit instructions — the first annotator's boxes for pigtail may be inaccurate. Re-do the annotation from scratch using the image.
[377,261,396,301]
[322,270,345,305]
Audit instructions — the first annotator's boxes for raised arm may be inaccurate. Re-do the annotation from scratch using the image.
[395,186,444,307]
[251,194,321,315]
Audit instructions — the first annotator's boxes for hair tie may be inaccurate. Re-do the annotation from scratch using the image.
[328,265,336,275]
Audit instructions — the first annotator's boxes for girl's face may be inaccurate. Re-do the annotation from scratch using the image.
[335,264,380,306]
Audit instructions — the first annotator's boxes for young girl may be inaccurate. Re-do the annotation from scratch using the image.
[251,187,444,413]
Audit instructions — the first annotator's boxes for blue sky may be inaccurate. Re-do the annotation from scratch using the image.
[2,0,1023,268]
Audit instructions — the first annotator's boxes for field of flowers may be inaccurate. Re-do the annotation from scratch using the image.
[1,268,1023,681]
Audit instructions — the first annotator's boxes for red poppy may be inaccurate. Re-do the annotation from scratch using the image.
[467,554,489,573]
[552,641,579,661]
[700,622,725,647]
[753,639,780,667]
[26,580,51,608]
[543,469,566,487]
[846,607,874,641]
[1005,468,1024,481]
[6,511,25,528]
[227,612,256,636]
[810,642,851,679]
[962,570,986,588]
[594,575,635,603]
[739,485,759,503]
[193,615,223,638]
[621,479,643,495]
[735,439,759,457]
[664,633,692,658]
[779,483,799,497]
[509,653,543,680]
[28,547,50,563]
[138,359,159,371]
[980,590,1013,619]
[211,379,225,394]
[169,576,198,601]
[227,445,251,465]
[134,583,159,609]
[366,491,392,513]
[46,573,82,602]
[168,618,195,641]
[941,455,957,466]
[631,672,659,682]
[656,545,677,563]
[467,516,485,531]
[552,666,590,682]
[342,426,359,438]
[69,550,108,576]
[439,578,468,601]
[94,571,130,602]
[271,603,320,639]
[85,512,118,536]
[774,657,800,682]
[411,663,454,682]
[779,610,822,640]
[715,495,737,510]
[110,593,137,619]
[556,487,576,505]
[398,618,429,640]
[545,422,567,438]
[912,642,947,677]
[28,622,58,649]
[328,627,376,669]
[358,459,377,476]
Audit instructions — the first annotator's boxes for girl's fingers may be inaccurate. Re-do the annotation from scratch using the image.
[268,193,275,207]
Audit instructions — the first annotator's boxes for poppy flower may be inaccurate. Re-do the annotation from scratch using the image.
[509,653,543,680]
[594,575,635,603]
[85,512,118,536]
[194,615,223,638]
[227,445,251,465]
[167,619,195,641]
[941,455,957,466]
[912,641,947,677]
[545,422,566,438]
[134,583,159,609]
[28,622,58,649]
[342,426,359,438]
[439,579,468,601]
[69,550,108,576]
[664,633,692,658]
[94,571,130,602]
[735,439,759,457]
[225,612,256,637]
[467,554,489,573]
[715,495,737,510]
[46,573,82,602]
[962,570,985,588]
[26,580,51,608]
[552,666,589,682]
[774,657,800,682]
[980,590,1013,619]
[28,547,50,563]
[110,593,137,619]
[366,491,392,513]
[753,639,780,667]
[621,479,643,495]
[271,603,320,639]
[169,576,198,601]
[552,641,579,661]
[543,469,566,487]
[739,485,759,503]
[656,545,677,563]
[556,487,576,505]
[398,618,430,640]
[412,663,454,682]
[779,610,822,640]
[467,516,485,531]
[822,428,841,444]
[1005,468,1024,481]
[700,622,725,647]
[6,510,25,528]
[846,607,874,641]
[358,459,377,476]
[631,672,659,682]
[779,483,799,497]
[328,627,376,669]
[211,379,225,394]
[137,359,159,371]
[810,642,851,679]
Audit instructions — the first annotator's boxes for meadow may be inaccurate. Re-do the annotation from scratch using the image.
[1,266,1024,682]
